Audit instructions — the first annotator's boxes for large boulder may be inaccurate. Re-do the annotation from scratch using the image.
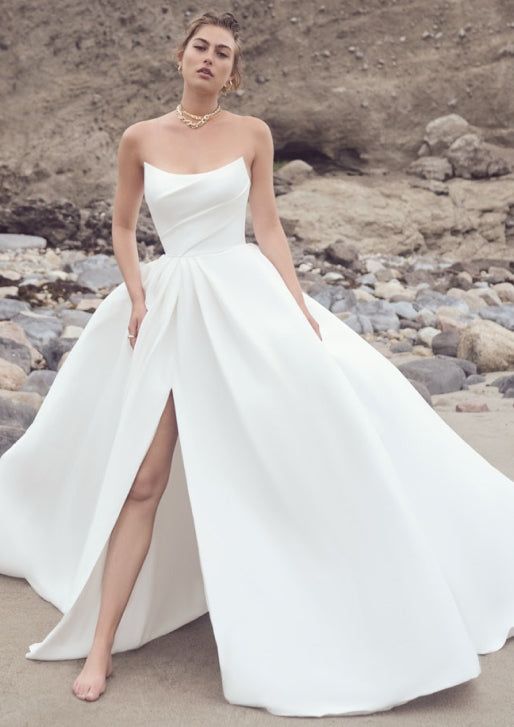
[457,319,514,372]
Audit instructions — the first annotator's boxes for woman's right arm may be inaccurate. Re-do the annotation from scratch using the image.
[111,124,147,349]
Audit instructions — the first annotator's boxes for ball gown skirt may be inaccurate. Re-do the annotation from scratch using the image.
[1,155,514,717]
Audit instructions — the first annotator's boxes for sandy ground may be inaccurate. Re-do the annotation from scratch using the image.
[1,386,514,727]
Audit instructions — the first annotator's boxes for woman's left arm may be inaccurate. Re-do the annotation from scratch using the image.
[247,117,321,340]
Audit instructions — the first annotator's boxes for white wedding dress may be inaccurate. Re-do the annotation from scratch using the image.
[2,154,514,717]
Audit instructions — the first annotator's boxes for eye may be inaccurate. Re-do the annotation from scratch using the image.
[193,44,228,58]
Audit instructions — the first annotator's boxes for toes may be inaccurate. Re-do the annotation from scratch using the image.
[73,682,89,700]
[85,686,102,701]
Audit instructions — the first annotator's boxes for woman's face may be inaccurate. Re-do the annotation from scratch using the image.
[180,25,236,93]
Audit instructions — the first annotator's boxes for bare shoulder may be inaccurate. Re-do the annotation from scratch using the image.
[116,119,149,159]
[239,114,272,138]
[241,116,274,165]
[118,117,165,156]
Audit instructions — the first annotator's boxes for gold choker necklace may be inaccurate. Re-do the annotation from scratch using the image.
[176,103,222,129]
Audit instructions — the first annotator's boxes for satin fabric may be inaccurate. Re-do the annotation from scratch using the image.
[1,155,514,717]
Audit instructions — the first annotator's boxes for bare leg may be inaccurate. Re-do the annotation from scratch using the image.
[72,389,178,701]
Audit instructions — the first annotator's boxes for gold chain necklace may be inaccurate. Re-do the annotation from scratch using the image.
[175,102,222,129]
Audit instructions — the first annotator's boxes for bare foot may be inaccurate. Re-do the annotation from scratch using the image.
[72,643,114,702]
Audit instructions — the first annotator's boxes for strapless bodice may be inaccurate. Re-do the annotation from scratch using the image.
[143,155,251,257]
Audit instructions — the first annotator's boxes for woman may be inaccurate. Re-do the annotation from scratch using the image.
[72,9,324,702]
[2,10,514,718]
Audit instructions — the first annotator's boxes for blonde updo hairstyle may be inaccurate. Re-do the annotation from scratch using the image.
[174,11,243,94]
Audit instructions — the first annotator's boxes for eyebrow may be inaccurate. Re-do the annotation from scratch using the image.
[194,36,232,52]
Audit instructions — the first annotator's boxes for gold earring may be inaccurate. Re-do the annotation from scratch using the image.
[177,63,182,71]
[222,78,233,93]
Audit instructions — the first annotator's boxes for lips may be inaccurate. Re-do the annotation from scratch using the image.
[198,68,213,77]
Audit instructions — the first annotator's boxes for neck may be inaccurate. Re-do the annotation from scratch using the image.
[179,90,220,116]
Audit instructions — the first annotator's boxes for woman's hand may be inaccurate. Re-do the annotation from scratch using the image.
[127,300,148,350]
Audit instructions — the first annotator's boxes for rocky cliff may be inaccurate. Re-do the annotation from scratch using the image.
[2,0,514,204]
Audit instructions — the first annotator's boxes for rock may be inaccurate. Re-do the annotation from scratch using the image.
[68,254,123,292]
[448,289,485,312]
[339,313,373,334]
[0,320,45,368]
[355,299,400,332]
[462,288,501,308]
[0,299,31,319]
[416,326,440,347]
[0,337,32,373]
[58,308,92,327]
[324,239,359,267]
[389,301,418,320]
[0,358,26,390]
[354,288,376,302]
[374,266,400,283]
[490,373,514,394]
[357,272,376,286]
[11,310,63,349]
[277,173,514,257]
[407,378,433,405]
[0,234,46,250]
[0,269,21,285]
[41,336,77,370]
[274,159,315,184]
[437,312,476,333]
[409,346,432,358]
[365,259,384,274]
[431,329,460,356]
[478,303,514,331]
[0,197,81,247]
[396,357,466,394]
[390,339,413,353]
[465,374,486,385]
[421,114,470,155]
[75,297,104,312]
[0,389,40,428]
[305,282,357,313]
[21,369,57,396]
[406,156,453,181]
[373,279,407,299]
[415,289,469,313]
[0,286,19,298]
[408,178,449,195]
[455,400,490,412]
[81,199,114,251]
[61,324,84,338]
[484,266,514,284]
[434,354,477,376]
[445,133,512,179]
[455,271,473,288]
[436,302,471,318]
[457,319,514,372]
[417,308,437,327]
[305,281,332,309]
[493,282,514,303]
